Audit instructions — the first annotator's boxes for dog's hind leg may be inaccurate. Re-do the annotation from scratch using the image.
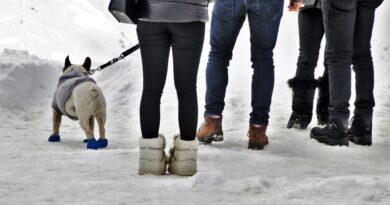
[89,116,95,136]
[81,116,95,144]
[80,116,100,149]
[95,112,108,148]
[48,110,62,142]
[79,117,94,139]
[95,112,106,139]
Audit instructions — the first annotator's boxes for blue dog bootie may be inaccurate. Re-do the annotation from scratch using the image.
[83,138,89,143]
[48,134,61,142]
[86,138,99,150]
[97,138,108,148]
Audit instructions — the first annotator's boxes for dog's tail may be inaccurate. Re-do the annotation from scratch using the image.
[89,87,99,98]
[89,86,100,113]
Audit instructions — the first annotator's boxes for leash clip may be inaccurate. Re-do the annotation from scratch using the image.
[88,67,102,76]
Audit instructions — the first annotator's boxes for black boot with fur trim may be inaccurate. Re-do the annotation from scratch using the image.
[316,76,330,125]
[287,78,318,129]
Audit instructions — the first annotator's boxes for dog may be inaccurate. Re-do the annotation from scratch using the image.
[48,56,107,149]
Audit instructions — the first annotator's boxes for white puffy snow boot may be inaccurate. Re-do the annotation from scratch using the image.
[168,135,198,176]
[138,135,168,175]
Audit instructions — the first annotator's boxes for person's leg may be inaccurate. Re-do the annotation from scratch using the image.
[247,0,284,126]
[352,1,379,124]
[137,21,170,139]
[348,0,383,145]
[323,0,357,125]
[310,0,357,146]
[197,0,246,143]
[288,7,325,129]
[204,0,246,117]
[295,8,325,80]
[164,23,205,176]
[137,22,171,175]
[169,22,205,141]
[245,0,283,150]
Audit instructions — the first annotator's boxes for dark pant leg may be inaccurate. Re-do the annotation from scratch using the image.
[296,8,325,80]
[204,0,246,116]
[247,0,283,125]
[321,0,357,126]
[320,43,330,100]
[169,22,205,141]
[352,2,378,124]
[137,21,170,138]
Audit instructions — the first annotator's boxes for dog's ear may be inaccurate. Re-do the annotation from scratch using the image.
[83,57,91,71]
[64,56,71,71]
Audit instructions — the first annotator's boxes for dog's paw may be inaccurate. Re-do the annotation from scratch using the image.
[86,138,99,150]
[97,138,108,148]
[48,134,61,142]
[83,138,89,143]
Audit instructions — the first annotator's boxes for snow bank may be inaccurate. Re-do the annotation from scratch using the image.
[0,0,135,62]
[0,49,60,110]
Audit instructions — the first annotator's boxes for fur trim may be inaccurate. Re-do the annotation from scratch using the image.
[139,134,166,149]
[173,135,198,151]
[287,77,318,89]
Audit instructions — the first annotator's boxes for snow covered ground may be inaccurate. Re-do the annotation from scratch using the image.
[1,0,390,204]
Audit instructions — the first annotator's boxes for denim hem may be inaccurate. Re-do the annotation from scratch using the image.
[249,119,268,126]
[204,112,223,118]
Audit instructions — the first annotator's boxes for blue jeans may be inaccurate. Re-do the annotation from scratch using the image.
[204,0,284,125]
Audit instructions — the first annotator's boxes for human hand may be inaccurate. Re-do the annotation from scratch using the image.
[288,1,304,12]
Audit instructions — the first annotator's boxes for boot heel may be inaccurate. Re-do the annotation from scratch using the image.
[339,137,349,146]
[353,135,372,146]
[213,130,224,142]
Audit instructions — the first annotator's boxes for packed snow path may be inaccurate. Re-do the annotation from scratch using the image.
[1,46,390,204]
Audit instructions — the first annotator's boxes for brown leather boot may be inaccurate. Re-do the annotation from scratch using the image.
[196,116,223,143]
[247,124,269,150]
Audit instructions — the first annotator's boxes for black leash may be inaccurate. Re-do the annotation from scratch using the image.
[89,44,140,75]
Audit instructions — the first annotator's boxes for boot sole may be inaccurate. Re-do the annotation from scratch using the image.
[138,170,166,176]
[248,143,265,150]
[287,121,309,130]
[168,169,197,176]
[198,131,223,144]
[310,133,349,146]
[348,134,372,146]
[248,140,269,150]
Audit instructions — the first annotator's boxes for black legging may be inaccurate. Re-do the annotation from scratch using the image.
[295,7,327,80]
[137,21,205,140]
